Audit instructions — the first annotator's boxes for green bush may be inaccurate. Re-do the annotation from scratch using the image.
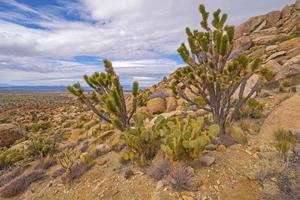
[121,114,160,166]
[0,149,24,170]
[25,135,55,158]
[30,121,52,132]
[155,114,218,162]
[274,128,297,162]
[239,98,264,119]
[137,92,149,107]
[57,149,77,173]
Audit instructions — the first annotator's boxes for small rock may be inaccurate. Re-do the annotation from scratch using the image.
[124,169,134,179]
[156,179,169,191]
[193,155,215,168]
[266,45,278,52]
[205,144,217,151]
[217,144,226,152]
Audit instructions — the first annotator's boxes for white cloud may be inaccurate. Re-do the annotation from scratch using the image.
[0,0,295,86]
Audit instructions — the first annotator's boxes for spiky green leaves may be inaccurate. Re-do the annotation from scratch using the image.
[220,35,229,56]
[103,59,114,74]
[250,57,262,72]
[199,4,209,30]
[225,26,235,42]
[132,81,139,97]
[177,43,190,63]
[67,59,140,131]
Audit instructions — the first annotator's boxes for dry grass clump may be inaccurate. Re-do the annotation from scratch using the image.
[51,168,65,179]
[274,128,297,162]
[167,163,193,191]
[228,125,248,144]
[0,164,30,187]
[34,156,57,170]
[147,159,194,191]
[0,170,45,198]
[61,161,93,184]
[147,158,171,181]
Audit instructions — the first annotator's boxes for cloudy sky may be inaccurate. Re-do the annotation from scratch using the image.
[0,0,294,88]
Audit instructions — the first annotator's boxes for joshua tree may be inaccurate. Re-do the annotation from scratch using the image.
[171,5,269,134]
[67,59,139,131]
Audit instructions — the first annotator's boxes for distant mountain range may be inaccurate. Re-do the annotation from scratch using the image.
[0,85,144,93]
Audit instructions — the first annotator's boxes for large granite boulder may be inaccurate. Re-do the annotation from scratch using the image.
[147,97,166,114]
[0,124,24,148]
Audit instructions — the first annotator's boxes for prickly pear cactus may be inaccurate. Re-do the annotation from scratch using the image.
[121,113,160,166]
[155,114,219,162]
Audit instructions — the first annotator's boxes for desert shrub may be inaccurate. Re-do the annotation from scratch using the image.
[238,98,264,119]
[167,162,193,191]
[155,114,218,162]
[120,114,161,166]
[30,121,51,132]
[229,125,248,144]
[73,122,84,129]
[25,134,55,158]
[137,92,149,107]
[238,119,252,133]
[34,156,56,170]
[0,164,30,187]
[61,159,94,184]
[0,170,45,198]
[0,149,24,170]
[56,149,77,173]
[51,168,65,178]
[147,158,171,181]
[274,128,297,162]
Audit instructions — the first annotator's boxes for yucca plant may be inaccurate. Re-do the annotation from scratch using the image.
[274,128,297,164]
[67,59,139,131]
[154,114,219,162]
[171,4,271,134]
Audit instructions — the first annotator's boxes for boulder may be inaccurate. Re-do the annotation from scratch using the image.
[265,11,281,28]
[281,5,293,19]
[233,74,260,99]
[149,88,173,99]
[280,55,300,78]
[252,34,287,45]
[266,45,278,52]
[278,37,300,51]
[249,47,266,58]
[147,97,166,114]
[253,20,266,32]
[0,124,24,148]
[266,51,286,62]
[166,97,177,112]
[234,15,265,39]
[264,60,282,80]
[233,36,253,52]
[296,0,300,10]
[256,27,279,36]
